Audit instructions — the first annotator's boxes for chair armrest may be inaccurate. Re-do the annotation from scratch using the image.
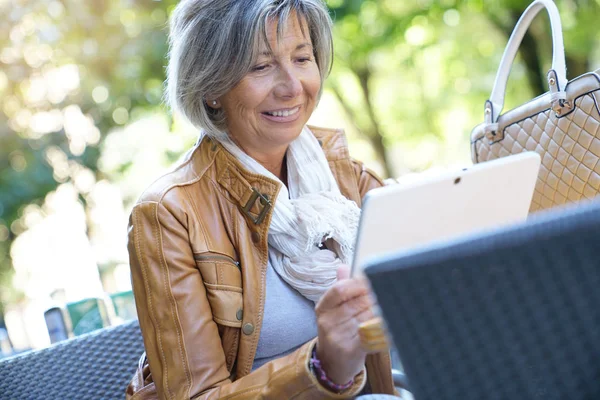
[392,369,410,391]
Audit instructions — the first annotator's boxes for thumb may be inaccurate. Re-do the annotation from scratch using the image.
[336,264,351,281]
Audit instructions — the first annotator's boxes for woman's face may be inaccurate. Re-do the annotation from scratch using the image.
[218,13,321,159]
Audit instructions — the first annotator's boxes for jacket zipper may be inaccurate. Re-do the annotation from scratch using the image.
[193,253,240,267]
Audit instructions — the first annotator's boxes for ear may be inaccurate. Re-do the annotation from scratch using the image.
[206,99,221,109]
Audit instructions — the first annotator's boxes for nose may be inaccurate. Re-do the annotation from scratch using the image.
[273,64,302,99]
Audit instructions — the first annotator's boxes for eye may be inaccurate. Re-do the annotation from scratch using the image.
[296,56,313,64]
[252,63,269,72]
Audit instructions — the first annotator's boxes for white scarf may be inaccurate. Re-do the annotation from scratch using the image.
[217,127,361,303]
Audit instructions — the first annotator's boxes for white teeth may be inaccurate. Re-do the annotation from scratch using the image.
[267,107,299,117]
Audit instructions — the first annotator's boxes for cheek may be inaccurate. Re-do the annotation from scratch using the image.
[236,80,271,110]
[310,78,321,97]
[224,82,266,117]
[306,69,322,99]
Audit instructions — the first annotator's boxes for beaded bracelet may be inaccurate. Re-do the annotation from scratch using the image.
[309,347,355,392]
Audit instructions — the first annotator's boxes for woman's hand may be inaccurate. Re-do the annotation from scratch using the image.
[314,265,377,385]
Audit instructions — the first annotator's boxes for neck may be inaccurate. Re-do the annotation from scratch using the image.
[261,154,287,183]
[236,142,288,182]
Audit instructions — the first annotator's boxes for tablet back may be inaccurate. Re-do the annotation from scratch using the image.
[365,200,600,400]
[353,151,541,274]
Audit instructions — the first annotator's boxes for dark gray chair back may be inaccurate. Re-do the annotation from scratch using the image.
[0,319,144,400]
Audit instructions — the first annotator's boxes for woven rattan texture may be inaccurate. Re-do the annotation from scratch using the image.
[367,202,600,400]
[0,320,144,400]
[473,89,600,212]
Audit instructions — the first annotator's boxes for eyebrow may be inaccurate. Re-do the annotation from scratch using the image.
[258,42,313,57]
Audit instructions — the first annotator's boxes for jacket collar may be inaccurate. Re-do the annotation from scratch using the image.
[194,135,281,228]
[198,126,351,227]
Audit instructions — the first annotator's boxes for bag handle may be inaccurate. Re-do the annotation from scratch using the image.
[485,0,568,132]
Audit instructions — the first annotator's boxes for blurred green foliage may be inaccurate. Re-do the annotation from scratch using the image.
[0,0,178,315]
[0,0,599,317]
[328,0,600,175]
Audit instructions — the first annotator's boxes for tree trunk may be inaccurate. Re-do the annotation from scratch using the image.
[566,55,590,80]
[519,29,547,96]
[486,11,546,97]
[329,74,394,179]
[355,68,394,178]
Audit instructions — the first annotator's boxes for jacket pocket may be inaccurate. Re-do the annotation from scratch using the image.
[194,253,243,328]
[218,324,240,373]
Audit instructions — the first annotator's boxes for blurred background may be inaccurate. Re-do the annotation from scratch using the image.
[1,0,599,355]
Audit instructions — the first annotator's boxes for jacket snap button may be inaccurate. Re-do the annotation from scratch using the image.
[251,231,260,244]
[242,323,254,335]
[236,308,243,321]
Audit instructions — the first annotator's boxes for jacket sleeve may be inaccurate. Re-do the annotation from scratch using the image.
[351,159,385,201]
[128,198,367,400]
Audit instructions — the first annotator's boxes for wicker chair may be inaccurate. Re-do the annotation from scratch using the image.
[0,319,408,399]
[0,319,144,400]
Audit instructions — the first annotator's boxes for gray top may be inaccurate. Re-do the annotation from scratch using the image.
[251,255,318,371]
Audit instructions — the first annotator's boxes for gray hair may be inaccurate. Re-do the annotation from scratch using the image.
[165,0,333,141]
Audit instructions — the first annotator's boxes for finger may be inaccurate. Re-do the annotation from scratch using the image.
[319,294,376,331]
[336,264,351,281]
[320,298,377,336]
[352,302,377,324]
[335,293,376,321]
[320,306,375,342]
[316,278,371,311]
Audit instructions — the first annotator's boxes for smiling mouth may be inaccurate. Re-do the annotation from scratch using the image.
[263,106,301,117]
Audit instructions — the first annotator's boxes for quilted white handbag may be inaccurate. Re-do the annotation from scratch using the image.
[471,0,600,212]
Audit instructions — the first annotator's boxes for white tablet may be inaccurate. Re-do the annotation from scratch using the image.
[352,151,541,276]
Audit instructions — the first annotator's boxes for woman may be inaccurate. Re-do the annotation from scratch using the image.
[126,0,397,399]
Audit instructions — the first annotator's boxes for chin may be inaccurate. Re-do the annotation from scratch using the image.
[275,125,305,146]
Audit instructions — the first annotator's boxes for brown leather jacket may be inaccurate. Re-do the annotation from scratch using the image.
[125,126,396,399]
